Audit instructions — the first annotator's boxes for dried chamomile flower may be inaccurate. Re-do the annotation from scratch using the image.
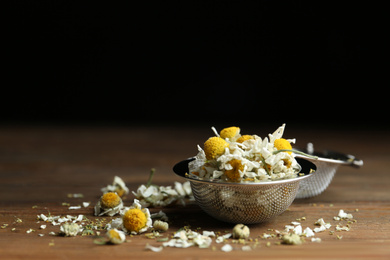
[110,199,152,235]
[224,159,244,182]
[94,192,123,216]
[106,228,126,244]
[101,176,129,198]
[204,137,229,160]
[274,138,293,154]
[60,223,81,237]
[232,224,250,239]
[122,209,151,234]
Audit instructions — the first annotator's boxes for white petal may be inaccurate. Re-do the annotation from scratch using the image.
[311,237,322,243]
[182,181,192,196]
[68,206,81,210]
[202,231,215,237]
[338,209,353,219]
[293,225,302,235]
[174,182,186,196]
[303,227,315,237]
[221,244,233,252]
[145,243,163,252]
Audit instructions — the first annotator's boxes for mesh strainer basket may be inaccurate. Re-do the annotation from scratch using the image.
[295,149,363,199]
[173,158,316,224]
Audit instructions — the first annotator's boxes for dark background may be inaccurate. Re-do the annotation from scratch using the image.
[3,1,387,129]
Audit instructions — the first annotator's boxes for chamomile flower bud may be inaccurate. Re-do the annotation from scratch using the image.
[236,135,253,143]
[220,126,240,141]
[232,224,250,239]
[94,192,123,217]
[204,137,229,160]
[153,220,169,232]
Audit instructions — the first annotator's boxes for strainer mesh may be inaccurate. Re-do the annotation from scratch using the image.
[296,161,339,199]
[190,180,300,224]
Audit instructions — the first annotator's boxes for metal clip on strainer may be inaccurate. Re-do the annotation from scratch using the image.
[295,144,363,199]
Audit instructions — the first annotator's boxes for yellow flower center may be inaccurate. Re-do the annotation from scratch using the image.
[108,229,121,240]
[220,126,240,140]
[225,159,244,181]
[122,208,147,233]
[274,138,292,155]
[204,137,229,160]
[100,192,121,208]
[236,135,253,143]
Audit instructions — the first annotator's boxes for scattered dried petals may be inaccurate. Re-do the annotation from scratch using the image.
[221,244,233,252]
[303,227,315,237]
[282,233,302,245]
[67,193,84,198]
[242,245,252,251]
[216,233,232,243]
[338,209,353,219]
[69,206,81,210]
[202,231,215,237]
[60,223,81,237]
[26,228,35,234]
[145,243,163,252]
[314,218,331,233]
[336,225,350,231]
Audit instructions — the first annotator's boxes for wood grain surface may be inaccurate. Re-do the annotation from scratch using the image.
[0,125,389,259]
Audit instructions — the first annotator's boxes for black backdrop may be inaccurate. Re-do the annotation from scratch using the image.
[3,1,386,128]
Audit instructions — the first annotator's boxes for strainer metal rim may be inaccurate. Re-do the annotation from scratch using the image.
[173,157,316,187]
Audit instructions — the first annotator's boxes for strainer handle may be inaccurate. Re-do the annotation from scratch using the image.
[322,150,363,168]
[345,155,363,168]
[295,149,363,168]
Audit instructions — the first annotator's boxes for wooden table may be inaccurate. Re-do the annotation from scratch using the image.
[1,125,389,259]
